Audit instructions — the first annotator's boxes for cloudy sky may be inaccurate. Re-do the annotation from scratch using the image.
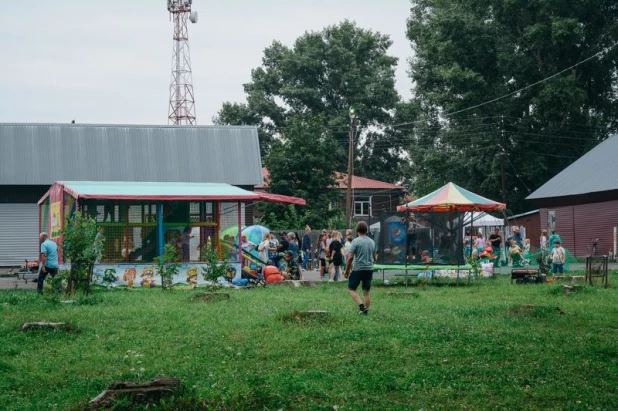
[0,0,413,125]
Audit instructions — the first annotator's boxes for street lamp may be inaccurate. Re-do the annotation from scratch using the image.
[346,106,357,229]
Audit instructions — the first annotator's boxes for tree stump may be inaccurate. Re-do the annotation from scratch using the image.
[571,276,585,283]
[561,284,583,295]
[191,292,230,303]
[89,376,179,408]
[21,322,68,332]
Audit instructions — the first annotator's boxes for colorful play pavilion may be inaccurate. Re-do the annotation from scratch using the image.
[38,181,305,266]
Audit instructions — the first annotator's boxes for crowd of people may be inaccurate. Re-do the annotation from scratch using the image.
[248,225,356,282]
[463,226,566,274]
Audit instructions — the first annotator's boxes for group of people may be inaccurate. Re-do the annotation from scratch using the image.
[246,222,377,314]
[465,226,566,274]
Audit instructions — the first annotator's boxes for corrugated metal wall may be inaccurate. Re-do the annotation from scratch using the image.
[0,203,39,266]
[541,200,618,257]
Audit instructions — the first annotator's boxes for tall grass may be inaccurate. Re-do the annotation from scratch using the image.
[1,275,618,410]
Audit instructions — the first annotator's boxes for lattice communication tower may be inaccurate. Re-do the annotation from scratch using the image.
[167,0,198,125]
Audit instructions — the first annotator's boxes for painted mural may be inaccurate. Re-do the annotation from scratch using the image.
[90,262,242,288]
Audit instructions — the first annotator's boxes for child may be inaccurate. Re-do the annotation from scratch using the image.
[421,250,432,264]
[509,240,526,267]
[550,240,566,275]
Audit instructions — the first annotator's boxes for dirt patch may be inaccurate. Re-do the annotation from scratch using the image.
[386,291,420,298]
[507,304,565,318]
[191,292,231,303]
[280,310,331,324]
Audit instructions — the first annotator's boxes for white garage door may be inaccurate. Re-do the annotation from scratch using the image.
[0,203,39,267]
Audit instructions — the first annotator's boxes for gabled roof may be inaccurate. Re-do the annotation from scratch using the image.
[527,134,618,200]
[257,168,403,190]
[0,123,263,186]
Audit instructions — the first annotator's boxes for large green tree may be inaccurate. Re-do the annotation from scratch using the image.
[405,0,618,213]
[257,114,340,229]
[214,20,403,183]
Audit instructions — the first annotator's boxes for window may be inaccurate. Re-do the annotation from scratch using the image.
[354,197,371,216]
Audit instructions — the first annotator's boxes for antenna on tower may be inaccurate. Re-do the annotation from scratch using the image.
[167,0,197,125]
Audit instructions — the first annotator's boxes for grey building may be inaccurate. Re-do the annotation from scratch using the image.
[0,123,263,266]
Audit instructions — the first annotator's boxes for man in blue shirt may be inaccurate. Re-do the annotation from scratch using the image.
[38,232,59,294]
[344,221,377,315]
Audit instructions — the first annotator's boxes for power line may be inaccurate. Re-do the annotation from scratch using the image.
[443,42,618,117]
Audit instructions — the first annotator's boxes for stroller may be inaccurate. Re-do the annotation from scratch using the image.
[11,259,40,284]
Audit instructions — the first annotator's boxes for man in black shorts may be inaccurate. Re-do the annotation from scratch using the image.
[344,221,377,315]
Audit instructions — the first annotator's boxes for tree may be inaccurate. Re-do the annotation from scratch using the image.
[62,212,104,295]
[258,113,340,229]
[406,0,618,213]
[213,20,404,182]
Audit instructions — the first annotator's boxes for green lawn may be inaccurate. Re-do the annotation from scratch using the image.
[1,275,618,410]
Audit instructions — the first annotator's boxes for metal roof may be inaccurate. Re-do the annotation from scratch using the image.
[527,134,618,200]
[507,209,540,219]
[58,181,259,201]
[0,123,263,186]
[40,181,306,205]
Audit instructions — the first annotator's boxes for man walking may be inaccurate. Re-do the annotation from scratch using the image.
[301,225,312,270]
[488,227,502,268]
[344,221,376,315]
[38,232,59,294]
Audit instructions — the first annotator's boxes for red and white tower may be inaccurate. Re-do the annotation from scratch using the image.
[167,0,198,125]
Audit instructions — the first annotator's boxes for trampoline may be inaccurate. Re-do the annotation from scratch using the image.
[373,182,506,283]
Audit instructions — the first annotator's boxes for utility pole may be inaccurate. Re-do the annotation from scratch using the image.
[499,116,508,205]
[346,107,357,228]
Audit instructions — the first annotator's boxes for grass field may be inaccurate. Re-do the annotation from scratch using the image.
[1,274,618,410]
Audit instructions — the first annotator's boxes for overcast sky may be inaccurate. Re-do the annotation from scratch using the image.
[0,0,413,125]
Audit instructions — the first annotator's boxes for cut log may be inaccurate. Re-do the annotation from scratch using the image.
[21,322,67,332]
[89,376,179,408]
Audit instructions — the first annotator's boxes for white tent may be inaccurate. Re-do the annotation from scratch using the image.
[462,212,504,228]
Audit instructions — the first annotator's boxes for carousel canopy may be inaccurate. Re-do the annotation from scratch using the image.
[397,182,506,213]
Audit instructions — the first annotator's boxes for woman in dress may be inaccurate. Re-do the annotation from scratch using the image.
[329,231,344,282]
[257,233,270,262]
[317,233,327,280]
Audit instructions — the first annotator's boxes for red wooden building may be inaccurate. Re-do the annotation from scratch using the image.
[507,210,541,248]
[526,134,618,257]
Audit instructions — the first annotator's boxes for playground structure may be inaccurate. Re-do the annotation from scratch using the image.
[39,181,304,265]
[380,182,506,267]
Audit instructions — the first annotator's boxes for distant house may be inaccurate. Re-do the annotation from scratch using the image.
[0,123,264,266]
[526,134,618,257]
[257,168,405,224]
